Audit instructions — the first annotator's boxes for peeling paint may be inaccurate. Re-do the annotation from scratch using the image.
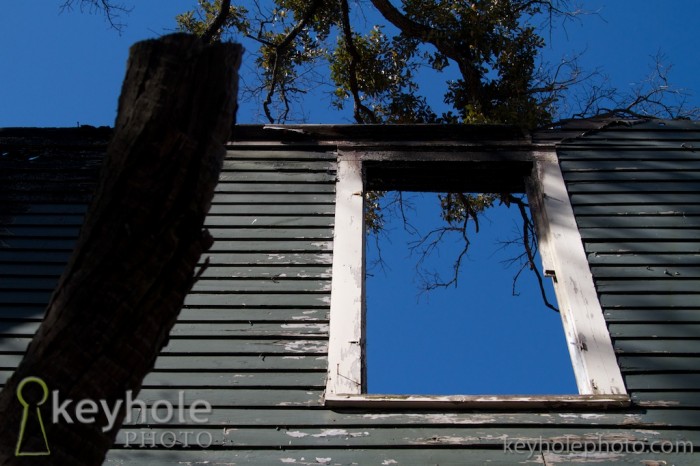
[283,340,328,353]
[282,323,330,332]
[362,413,402,420]
[638,400,680,407]
[420,435,481,445]
[579,414,605,419]
[285,429,369,439]
[314,429,369,438]
[542,451,627,464]
[621,415,645,425]
[558,413,605,420]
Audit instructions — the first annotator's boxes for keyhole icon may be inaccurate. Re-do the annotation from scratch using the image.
[15,376,51,457]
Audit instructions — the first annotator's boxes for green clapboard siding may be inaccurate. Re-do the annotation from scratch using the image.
[3,124,700,464]
[557,120,700,463]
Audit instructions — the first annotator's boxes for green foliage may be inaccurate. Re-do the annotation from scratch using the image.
[364,190,385,234]
[176,0,249,41]
[439,193,498,229]
[176,0,566,127]
[174,0,568,243]
[330,26,432,122]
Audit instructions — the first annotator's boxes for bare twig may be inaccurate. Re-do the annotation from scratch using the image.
[505,194,559,312]
[60,0,132,32]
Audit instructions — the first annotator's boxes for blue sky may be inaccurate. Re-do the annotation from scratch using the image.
[2,1,700,395]
[2,1,700,127]
[365,193,576,395]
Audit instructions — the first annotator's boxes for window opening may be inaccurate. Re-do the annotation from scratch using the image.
[326,155,628,406]
[365,191,578,395]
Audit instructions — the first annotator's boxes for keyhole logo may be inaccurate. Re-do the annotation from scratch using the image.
[15,376,51,457]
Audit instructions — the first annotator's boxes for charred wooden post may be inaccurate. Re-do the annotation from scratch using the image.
[0,33,241,465]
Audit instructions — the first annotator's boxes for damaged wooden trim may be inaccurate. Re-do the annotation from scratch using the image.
[338,147,558,163]
[529,154,628,397]
[326,158,365,398]
[325,394,631,410]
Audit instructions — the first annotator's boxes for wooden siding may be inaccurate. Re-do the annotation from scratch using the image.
[557,121,700,427]
[1,125,699,464]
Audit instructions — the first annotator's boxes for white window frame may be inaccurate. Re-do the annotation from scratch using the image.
[326,148,629,409]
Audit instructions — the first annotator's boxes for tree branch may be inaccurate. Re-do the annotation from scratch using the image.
[505,194,559,312]
[368,0,482,100]
[339,0,379,123]
[201,0,232,44]
[262,0,323,123]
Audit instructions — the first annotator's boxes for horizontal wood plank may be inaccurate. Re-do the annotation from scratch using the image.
[580,228,700,240]
[588,253,700,265]
[600,294,700,308]
[104,448,700,465]
[208,240,333,253]
[204,215,333,227]
[178,307,329,322]
[110,426,700,448]
[211,193,335,204]
[199,252,332,265]
[214,182,334,194]
[571,193,700,205]
[161,338,328,355]
[184,293,330,308]
[222,159,335,171]
[605,309,700,323]
[575,204,700,216]
[207,228,333,240]
[208,203,334,215]
[608,323,700,338]
[595,280,700,293]
[225,150,336,160]
[564,171,700,182]
[615,339,700,354]
[576,216,700,228]
[190,279,331,293]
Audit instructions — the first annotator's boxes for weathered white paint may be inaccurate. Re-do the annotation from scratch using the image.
[283,340,328,353]
[281,323,330,332]
[542,451,628,464]
[325,394,630,409]
[531,155,627,396]
[326,159,365,397]
[284,429,369,439]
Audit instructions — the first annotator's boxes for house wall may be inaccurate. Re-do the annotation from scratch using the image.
[0,123,698,464]
[557,119,700,415]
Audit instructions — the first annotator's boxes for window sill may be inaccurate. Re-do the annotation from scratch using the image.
[325,393,631,410]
